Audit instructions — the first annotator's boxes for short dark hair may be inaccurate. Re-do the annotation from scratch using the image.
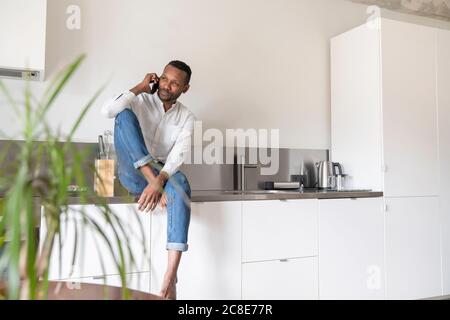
[168,60,192,84]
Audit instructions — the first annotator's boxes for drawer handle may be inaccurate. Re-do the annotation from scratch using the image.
[279,259,288,262]
[92,276,106,280]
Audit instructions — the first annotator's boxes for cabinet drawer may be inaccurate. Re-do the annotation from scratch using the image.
[242,199,318,262]
[242,257,318,300]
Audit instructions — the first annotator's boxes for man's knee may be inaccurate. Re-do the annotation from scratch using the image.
[115,108,136,125]
[167,171,191,196]
[171,171,189,186]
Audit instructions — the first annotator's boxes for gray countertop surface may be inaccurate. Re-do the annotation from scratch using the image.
[189,189,383,202]
[64,189,383,204]
[0,189,383,205]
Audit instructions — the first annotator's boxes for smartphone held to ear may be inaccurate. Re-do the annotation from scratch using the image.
[150,80,159,94]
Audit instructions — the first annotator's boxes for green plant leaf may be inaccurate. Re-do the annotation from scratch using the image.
[0,54,146,300]
[38,54,86,121]
[5,165,28,299]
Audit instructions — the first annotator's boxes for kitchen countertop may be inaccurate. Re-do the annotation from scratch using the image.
[67,189,383,204]
[0,189,383,205]
[0,189,382,230]
[189,189,383,202]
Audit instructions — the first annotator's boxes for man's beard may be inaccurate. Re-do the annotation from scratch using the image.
[157,89,177,102]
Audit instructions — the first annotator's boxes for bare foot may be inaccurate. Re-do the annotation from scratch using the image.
[159,274,177,300]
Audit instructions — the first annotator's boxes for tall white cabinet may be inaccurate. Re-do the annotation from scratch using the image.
[437,29,450,296]
[331,18,448,299]
[380,20,439,198]
[331,18,439,196]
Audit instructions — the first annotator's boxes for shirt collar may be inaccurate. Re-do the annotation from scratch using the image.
[154,93,179,114]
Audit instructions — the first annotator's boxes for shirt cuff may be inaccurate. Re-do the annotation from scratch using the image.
[161,163,177,178]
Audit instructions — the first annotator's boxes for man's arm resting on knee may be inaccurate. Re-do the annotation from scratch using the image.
[139,165,169,184]
[137,165,169,212]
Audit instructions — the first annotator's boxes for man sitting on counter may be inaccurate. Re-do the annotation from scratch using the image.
[101,60,196,300]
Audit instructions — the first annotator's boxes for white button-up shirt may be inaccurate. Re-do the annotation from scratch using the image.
[101,91,196,177]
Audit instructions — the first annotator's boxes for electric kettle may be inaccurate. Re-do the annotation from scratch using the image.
[315,161,344,189]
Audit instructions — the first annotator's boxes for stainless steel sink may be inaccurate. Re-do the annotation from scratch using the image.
[221,191,243,195]
[247,190,297,194]
[332,189,372,192]
[220,189,372,195]
[221,189,300,195]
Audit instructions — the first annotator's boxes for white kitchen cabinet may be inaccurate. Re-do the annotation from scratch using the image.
[330,21,383,192]
[0,0,47,80]
[381,20,439,197]
[64,272,151,294]
[331,18,439,197]
[437,29,450,296]
[385,197,442,300]
[318,198,385,300]
[42,205,105,280]
[242,199,318,262]
[42,204,150,280]
[150,202,242,300]
[242,257,318,300]
[102,204,151,273]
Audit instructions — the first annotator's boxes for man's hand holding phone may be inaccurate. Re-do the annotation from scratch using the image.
[130,73,159,96]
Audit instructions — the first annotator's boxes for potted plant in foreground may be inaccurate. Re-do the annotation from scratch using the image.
[0,55,152,300]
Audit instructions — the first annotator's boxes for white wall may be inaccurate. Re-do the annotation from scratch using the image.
[1,0,449,148]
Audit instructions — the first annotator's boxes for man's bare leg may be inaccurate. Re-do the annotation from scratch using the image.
[159,250,182,299]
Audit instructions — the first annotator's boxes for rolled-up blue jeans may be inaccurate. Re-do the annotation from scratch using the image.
[114,109,191,252]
